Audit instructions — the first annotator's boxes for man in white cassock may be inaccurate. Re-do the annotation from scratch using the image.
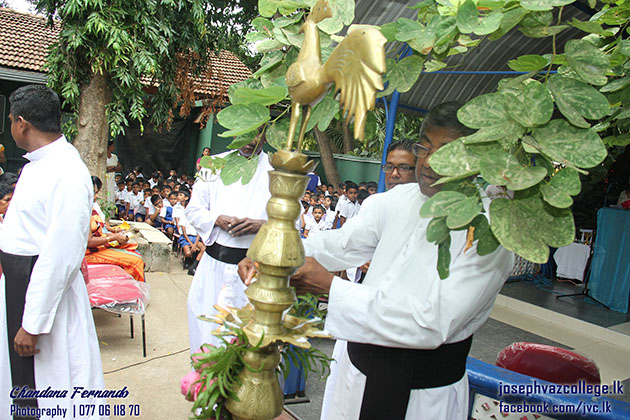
[185,130,272,352]
[0,85,106,419]
[240,102,515,420]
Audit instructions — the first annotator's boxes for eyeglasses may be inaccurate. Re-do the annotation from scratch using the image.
[382,164,415,174]
[412,142,433,158]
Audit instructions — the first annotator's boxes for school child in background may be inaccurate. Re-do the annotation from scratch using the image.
[147,194,163,228]
[125,181,143,221]
[161,185,172,207]
[151,185,160,197]
[115,180,127,218]
[357,189,370,205]
[176,190,205,275]
[323,196,336,229]
[143,188,154,221]
[303,205,328,238]
[160,191,178,239]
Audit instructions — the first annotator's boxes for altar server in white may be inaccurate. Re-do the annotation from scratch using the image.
[0,85,106,419]
[241,103,514,420]
[185,130,272,351]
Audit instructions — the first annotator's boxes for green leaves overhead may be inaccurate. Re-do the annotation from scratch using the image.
[429,139,480,177]
[420,191,482,229]
[507,54,548,72]
[504,80,554,127]
[490,192,575,263]
[220,152,260,185]
[456,0,502,36]
[468,144,548,191]
[229,85,288,106]
[266,118,292,150]
[548,75,610,128]
[539,167,581,208]
[531,120,607,168]
[457,93,524,146]
[217,104,270,137]
[520,0,575,11]
[305,93,339,132]
[471,215,500,256]
[564,39,610,86]
[382,54,425,95]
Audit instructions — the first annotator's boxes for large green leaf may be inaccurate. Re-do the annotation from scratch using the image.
[229,86,288,106]
[569,18,614,36]
[220,152,260,185]
[519,25,568,38]
[395,18,424,41]
[531,119,607,168]
[504,80,553,127]
[490,192,575,263]
[468,143,548,191]
[457,93,525,146]
[426,216,449,244]
[600,77,630,93]
[437,236,451,280]
[386,54,424,93]
[306,93,339,132]
[565,39,610,86]
[521,0,575,11]
[253,51,284,77]
[266,118,292,150]
[380,22,398,42]
[226,131,257,150]
[489,7,527,40]
[507,54,548,72]
[217,104,270,137]
[420,191,482,229]
[540,167,581,208]
[471,214,500,256]
[547,75,610,126]
[429,139,481,177]
[456,0,502,35]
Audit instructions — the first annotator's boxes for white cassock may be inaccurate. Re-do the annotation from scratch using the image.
[185,151,272,352]
[0,137,106,419]
[105,152,118,204]
[303,183,514,420]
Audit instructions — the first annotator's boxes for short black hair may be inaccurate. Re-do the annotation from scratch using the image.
[132,181,141,187]
[312,204,325,213]
[386,139,415,156]
[0,172,18,186]
[179,186,191,196]
[152,171,160,178]
[338,182,346,189]
[345,181,358,191]
[0,182,14,199]
[420,101,475,139]
[168,191,178,198]
[143,188,152,194]
[358,189,370,202]
[116,180,125,186]
[150,194,162,206]
[161,185,171,191]
[367,181,378,190]
[91,176,102,191]
[359,182,367,188]
[9,85,61,133]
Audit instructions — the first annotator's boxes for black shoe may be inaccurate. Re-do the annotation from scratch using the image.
[183,258,192,270]
[187,260,199,276]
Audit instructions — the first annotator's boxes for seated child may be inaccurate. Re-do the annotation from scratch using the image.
[115,180,127,218]
[160,191,178,239]
[303,204,328,238]
[147,194,163,228]
[126,181,144,222]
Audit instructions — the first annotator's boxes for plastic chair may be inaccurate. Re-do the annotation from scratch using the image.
[84,263,150,357]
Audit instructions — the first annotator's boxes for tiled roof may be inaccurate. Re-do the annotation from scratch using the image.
[0,7,251,98]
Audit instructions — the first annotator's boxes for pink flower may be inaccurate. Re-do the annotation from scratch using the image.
[192,344,216,372]
[181,370,201,401]
[192,378,215,401]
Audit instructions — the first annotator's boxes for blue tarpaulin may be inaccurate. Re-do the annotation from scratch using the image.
[588,207,630,313]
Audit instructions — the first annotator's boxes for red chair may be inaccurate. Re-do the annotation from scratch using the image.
[496,342,600,385]
[84,263,150,357]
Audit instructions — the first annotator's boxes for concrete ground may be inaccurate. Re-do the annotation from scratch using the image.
[97,255,630,420]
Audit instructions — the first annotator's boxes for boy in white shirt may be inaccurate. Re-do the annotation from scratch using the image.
[337,181,360,227]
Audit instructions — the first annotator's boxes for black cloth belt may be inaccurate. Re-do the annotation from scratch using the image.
[347,335,473,420]
[205,242,248,265]
[1,250,40,420]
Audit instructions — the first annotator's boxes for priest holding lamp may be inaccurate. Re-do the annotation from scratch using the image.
[0,85,106,419]
[239,103,514,420]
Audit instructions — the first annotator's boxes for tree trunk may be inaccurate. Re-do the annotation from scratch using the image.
[74,71,110,183]
[342,123,355,154]
[314,128,340,187]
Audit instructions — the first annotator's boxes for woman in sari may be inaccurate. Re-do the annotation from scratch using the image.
[85,176,145,282]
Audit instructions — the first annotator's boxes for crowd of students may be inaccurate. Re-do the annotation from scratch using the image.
[111,168,203,275]
[299,180,377,237]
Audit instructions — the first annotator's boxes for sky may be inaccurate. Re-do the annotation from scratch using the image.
[5,0,37,13]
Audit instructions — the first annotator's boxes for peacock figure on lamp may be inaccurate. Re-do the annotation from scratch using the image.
[209,1,386,419]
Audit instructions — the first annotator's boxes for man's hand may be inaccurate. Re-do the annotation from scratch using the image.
[237,257,257,286]
[290,257,334,295]
[14,328,39,357]
[228,218,265,237]
[216,215,238,232]
[111,233,129,245]
[359,261,371,274]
